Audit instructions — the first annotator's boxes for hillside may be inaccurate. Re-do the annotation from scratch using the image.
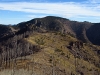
[0,16,100,75]
[0,16,99,44]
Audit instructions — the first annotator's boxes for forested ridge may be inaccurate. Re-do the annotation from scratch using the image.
[0,16,100,75]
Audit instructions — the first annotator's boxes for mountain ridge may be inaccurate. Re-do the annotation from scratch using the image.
[0,16,99,45]
[0,16,100,75]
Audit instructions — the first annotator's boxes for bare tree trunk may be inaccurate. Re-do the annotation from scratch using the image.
[11,49,13,68]
[5,49,8,69]
[11,50,16,75]
[0,53,2,67]
[2,50,4,69]
[8,48,10,68]
[11,60,15,75]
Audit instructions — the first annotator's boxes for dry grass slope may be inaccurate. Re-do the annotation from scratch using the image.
[0,32,100,75]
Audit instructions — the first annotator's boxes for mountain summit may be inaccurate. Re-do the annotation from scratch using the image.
[0,16,100,75]
[1,16,100,45]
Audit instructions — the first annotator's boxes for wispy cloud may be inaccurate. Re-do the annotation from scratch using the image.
[0,0,100,23]
[88,0,100,3]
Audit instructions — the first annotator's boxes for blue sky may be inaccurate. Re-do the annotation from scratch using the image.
[0,0,100,24]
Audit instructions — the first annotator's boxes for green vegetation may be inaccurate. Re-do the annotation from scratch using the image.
[35,37,45,45]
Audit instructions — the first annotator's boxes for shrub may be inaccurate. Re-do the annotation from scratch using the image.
[35,38,45,45]
[60,52,65,55]
[55,48,62,52]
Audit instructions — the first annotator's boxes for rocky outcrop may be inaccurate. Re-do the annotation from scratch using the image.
[68,41,83,50]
